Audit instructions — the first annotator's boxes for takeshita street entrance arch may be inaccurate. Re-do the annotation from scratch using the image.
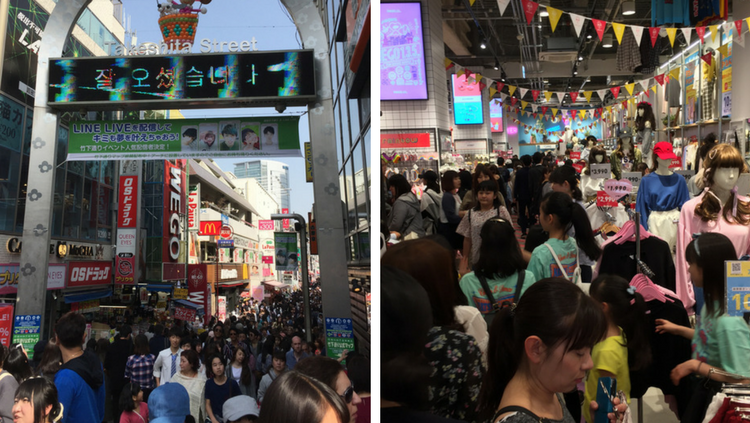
[16,0,350,334]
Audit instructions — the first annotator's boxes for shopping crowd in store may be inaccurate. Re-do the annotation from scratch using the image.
[0,286,371,423]
[382,131,750,423]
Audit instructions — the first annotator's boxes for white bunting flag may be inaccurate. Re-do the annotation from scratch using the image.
[519,87,528,99]
[497,0,511,16]
[630,25,644,47]
[597,89,608,101]
[681,27,692,45]
[723,21,734,37]
[570,13,587,38]
[556,92,566,102]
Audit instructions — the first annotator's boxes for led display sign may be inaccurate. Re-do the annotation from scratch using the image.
[47,50,316,110]
[380,2,428,100]
[490,99,503,133]
[452,74,483,125]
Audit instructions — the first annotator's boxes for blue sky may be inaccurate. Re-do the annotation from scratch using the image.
[126,0,315,216]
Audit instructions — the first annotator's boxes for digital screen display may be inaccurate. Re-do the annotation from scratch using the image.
[380,2,428,100]
[452,74,483,125]
[48,50,316,110]
[490,99,503,133]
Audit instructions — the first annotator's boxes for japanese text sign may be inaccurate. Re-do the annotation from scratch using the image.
[117,176,138,228]
[0,305,12,347]
[67,262,111,288]
[173,307,196,322]
[725,261,750,316]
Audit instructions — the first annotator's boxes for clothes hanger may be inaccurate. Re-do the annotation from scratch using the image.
[630,273,672,303]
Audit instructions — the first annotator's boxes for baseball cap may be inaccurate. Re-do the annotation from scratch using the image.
[653,141,678,160]
[223,395,260,421]
[619,127,634,139]
[148,383,191,423]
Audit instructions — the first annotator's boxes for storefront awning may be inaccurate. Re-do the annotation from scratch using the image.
[218,281,248,288]
[144,284,173,293]
[64,289,112,304]
[173,299,204,310]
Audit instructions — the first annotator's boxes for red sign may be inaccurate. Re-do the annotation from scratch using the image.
[258,220,275,231]
[199,221,222,236]
[572,163,585,174]
[596,191,619,207]
[67,261,111,288]
[163,263,185,281]
[282,208,290,229]
[0,305,12,347]
[117,176,138,228]
[187,264,207,306]
[115,256,135,284]
[163,161,186,262]
[220,226,233,239]
[669,157,682,168]
[173,307,196,322]
[309,213,318,255]
[380,133,431,149]
[570,152,581,160]
[262,255,274,264]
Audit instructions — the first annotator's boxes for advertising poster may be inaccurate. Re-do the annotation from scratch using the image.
[451,74,483,125]
[274,232,299,271]
[721,39,732,117]
[67,116,301,161]
[0,305,12,347]
[380,2,428,100]
[0,264,66,294]
[325,317,355,363]
[218,296,226,321]
[0,95,25,153]
[490,99,503,133]
[12,314,40,359]
[173,307,196,322]
[684,53,698,124]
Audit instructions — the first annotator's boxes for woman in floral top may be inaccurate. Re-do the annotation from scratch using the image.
[457,180,512,266]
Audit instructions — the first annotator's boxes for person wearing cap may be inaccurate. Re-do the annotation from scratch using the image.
[610,128,642,180]
[148,382,191,423]
[635,141,690,253]
[223,395,259,422]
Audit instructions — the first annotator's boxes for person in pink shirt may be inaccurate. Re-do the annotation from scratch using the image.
[119,382,148,423]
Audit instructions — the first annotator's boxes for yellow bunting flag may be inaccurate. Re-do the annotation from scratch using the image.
[547,7,564,33]
[606,106,613,114]
[469,0,476,5]
[710,25,719,43]
[444,58,453,70]
[651,85,658,94]
[544,91,554,102]
[583,91,593,102]
[670,68,681,81]
[476,74,483,82]
[521,101,529,110]
[666,28,678,47]
[625,83,635,96]
[551,108,558,116]
[718,43,729,57]
[457,68,465,78]
[508,85,517,96]
[489,87,497,98]
[612,23,627,45]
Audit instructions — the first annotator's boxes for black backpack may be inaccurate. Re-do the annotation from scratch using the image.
[476,270,525,327]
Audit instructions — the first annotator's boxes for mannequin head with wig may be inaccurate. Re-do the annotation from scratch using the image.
[696,144,750,224]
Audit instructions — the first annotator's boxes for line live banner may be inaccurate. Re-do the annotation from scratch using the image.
[67,116,301,161]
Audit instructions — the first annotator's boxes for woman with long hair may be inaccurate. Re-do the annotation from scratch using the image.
[460,164,505,211]
[0,343,18,422]
[226,348,255,398]
[5,344,33,384]
[457,180,512,267]
[12,377,65,423]
[387,174,425,240]
[205,353,241,423]
[295,356,362,423]
[257,371,349,423]
[118,382,148,423]
[439,170,465,251]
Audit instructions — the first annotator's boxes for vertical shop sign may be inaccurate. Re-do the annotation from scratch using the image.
[117,176,138,228]
[116,175,138,284]
[218,296,227,321]
[721,40,732,117]
[188,184,201,230]
[12,315,41,359]
[304,142,313,182]
[187,264,208,324]
[163,160,186,262]
[0,305,12,347]
[282,208,290,229]
[309,213,318,255]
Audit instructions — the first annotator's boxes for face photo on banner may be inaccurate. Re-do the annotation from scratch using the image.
[181,125,199,151]
[241,122,261,151]
[219,121,240,151]
[199,122,219,151]
[261,123,278,148]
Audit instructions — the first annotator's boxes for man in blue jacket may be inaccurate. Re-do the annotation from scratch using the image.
[54,312,106,423]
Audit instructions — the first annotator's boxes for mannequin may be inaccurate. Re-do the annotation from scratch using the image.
[581,146,608,201]
[676,144,750,313]
[635,142,690,253]
[572,136,582,152]
[610,129,642,180]
[702,47,717,121]
[635,102,656,167]
[559,126,573,156]
[581,135,596,162]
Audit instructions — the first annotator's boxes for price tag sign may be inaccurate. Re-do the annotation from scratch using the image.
[603,179,633,200]
[725,261,750,316]
[669,157,683,169]
[590,163,611,179]
[596,191,619,207]
[572,163,585,174]
[622,172,642,187]
[675,169,695,183]
[570,152,581,160]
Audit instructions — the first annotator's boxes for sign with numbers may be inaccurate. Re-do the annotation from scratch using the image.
[590,163,611,179]
[669,157,682,169]
[570,152,581,160]
[596,191,619,207]
[0,305,12,347]
[725,261,750,316]
[675,169,695,183]
[572,163,584,174]
[622,172,642,187]
[603,179,633,200]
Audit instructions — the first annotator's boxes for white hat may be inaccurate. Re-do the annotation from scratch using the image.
[223,395,260,421]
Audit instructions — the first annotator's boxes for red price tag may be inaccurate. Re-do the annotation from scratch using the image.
[572,163,585,173]
[570,152,581,160]
[669,157,682,168]
[596,191,619,207]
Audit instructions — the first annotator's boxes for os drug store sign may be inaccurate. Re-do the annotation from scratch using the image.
[66,116,302,161]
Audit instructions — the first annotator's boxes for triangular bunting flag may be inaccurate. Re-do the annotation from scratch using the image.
[610,86,621,98]
[723,21,733,37]
[696,26,706,41]
[457,68,465,78]
[631,25,644,47]
[710,25,718,43]
[597,89,608,100]
[531,90,540,101]
[624,83,635,96]
[531,104,538,112]
[644,89,650,98]
[551,108,558,116]
[476,74,484,83]
[520,0,539,25]
[469,0,476,5]
[497,0,511,15]
[497,81,505,92]
[681,27,692,45]
[654,74,665,85]
[701,52,713,66]
[612,23,626,45]
[541,106,548,115]
[718,43,729,58]
[547,7,563,32]
[556,92,566,102]
[651,85,658,94]
[465,69,472,79]
[508,85,517,96]
[735,32,745,48]
[591,19,607,41]
[606,106,613,114]
[467,76,475,85]
[521,100,529,110]
[583,91,593,102]
[666,28,677,47]
[669,68,681,81]
[649,27,660,47]
[569,91,579,103]
[519,87,528,99]
[622,99,629,109]
[489,87,497,97]
[479,81,487,91]
[510,97,518,106]
[445,58,455,70]
[570,13,586,38]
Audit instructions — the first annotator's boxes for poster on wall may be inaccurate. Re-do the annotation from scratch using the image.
[451,74,483,125]
[274,232,299,271]
[0,305,12,347]
[721,39,732,117]
[67,116,302,161]
[380,2,428,101]
[490,99,503,133]
[684,53,698,124]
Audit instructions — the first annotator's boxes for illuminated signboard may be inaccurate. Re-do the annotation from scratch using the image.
[452,74,483,125]
[47,50,316,110]
[490,99,503,133]
[380,2,428,101]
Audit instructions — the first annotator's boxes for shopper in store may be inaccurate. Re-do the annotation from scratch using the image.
[461,165,504,211]
[458,170,473,201]
[457,180,512,267]
[655,233,750,420]
[11,376,64,423]
[488,164,510,207]
[257,370,349,423]
[124,334,156,402]
[171,349,206,422]
[458,218,535,326]
[295,356,361,423]
[387,174,425,240]
[226,348,256,398]
[153,328,183,387]
[257,351,286,404]
[527,192,601,283]
[477,278,626,423]
[514,155,533,238]
[439,170,465,251]
[583,275,652,423]
[205,353,241,423]
[118,382,148,423]
[0,343,18,423]
[383,239,484,422]
[420,170,444,236]
[53,312,106,423]
[529,152,546,220]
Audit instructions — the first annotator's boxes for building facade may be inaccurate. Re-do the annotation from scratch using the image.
[233,160,290,211]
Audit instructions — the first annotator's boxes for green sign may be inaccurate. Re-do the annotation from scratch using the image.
[67,116,301,161]
[11,333,39,360]
[274,232,299,271]
[325,317,355,363]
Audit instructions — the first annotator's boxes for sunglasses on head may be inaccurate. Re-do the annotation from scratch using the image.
[340,384,355,404]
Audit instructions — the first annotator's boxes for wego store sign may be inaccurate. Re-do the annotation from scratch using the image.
[164,161,186,262]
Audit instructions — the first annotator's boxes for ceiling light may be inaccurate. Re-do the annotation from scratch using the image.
[494,60,499,71]
[578,55,583,61]
[480,40,487,49]
[573,70,578,75]
[587,34,592,39]
[622,1,636,15]
[538,25,542,29]
[540,9,549,17]
[602,34,613,48]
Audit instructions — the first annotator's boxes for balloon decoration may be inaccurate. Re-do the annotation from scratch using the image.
[158,1,209,46]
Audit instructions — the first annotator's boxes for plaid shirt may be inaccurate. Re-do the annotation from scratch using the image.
[125,354,156,389]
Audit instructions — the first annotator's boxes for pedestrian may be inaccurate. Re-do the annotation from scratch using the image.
[53,312,106,423]
[346,355,371,423]
[295,356,361,423]
[258,370,349,423]
[439,170,465,251]
[222,395,260,422]
[387,174,425,240]
[118,382,148,423]
[257,351,286,404]
[420,170,443,236]
[11,376,64,423]
[205,354,241,423]
[0,343,18,423]
[125,334,156,401]
[171,349,207,422]
[457,180,512,266]
[5,343,33,384]
[149,324,168,357]
[223,326,249,365]
[153,328,183,387]
[460,164,503,211]
[34,340,62,378]
[514,155,533,238]
[106,325,134,421]
[285,335,309,370]
[147,382,191,423]
[257,336,275,374]
[227,348,256,398]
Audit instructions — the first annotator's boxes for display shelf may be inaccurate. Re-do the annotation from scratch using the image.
[658,118,731,131]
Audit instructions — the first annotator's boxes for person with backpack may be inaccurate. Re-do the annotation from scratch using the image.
[419,170,443,236]
[387,174,425,240]
[456,180,512,266]
[458,218,535,327]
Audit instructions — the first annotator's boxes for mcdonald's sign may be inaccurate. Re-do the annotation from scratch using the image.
[199,221,222,236]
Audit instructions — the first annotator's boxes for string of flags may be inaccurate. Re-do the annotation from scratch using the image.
[510,114,600,139]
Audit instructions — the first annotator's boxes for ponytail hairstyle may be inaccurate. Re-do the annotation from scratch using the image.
[589,275,652,371]
[685,233,737,316]
[549,166,583,201]
[695,143,750,224]
[478,278,607,421]
[540,192,601,260]
[15,377,64,423]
